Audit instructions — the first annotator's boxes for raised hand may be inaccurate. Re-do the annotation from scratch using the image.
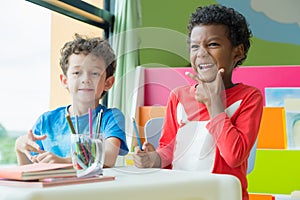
[185,68,225,118]
[15,130,47,165]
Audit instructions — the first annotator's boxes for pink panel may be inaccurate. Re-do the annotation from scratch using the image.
[144,67,195,106]
[144,66,300,106]
[232,66,300,105]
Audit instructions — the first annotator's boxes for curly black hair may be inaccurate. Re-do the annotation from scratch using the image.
[187,4,252,67]
[59,33,116,97]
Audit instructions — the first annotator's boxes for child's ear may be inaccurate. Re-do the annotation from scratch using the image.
[60,74,68,89]
[104,76,115,91]
[233,44,245,63]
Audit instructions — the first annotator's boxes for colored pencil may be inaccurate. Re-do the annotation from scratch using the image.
[96,109,103,135]
[89,108,93,138]
[66,114,76,134]
[75,115,79,134]
[132,117,143,150]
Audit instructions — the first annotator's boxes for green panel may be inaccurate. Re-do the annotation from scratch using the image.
[140,0,216,33]
[247,149,300,194]
[244,37,300,66]
[140,49,190,68]
[139,0,217,68]
[140,0,300,67]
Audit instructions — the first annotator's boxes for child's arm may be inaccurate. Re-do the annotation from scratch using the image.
[103,137,121,168]
[15,130,47,165]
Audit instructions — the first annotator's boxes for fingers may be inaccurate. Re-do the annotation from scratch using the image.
[25,139,42,153]
[24,151,35,162]
[134,142,155,153]
[35,152,50,163]
[216,68,224,81]
[143,142,156,152]
[185,71,201,83]
[29,130,47,141]
[134,156,153,168]
[33,152,59,163]
[16,134,40,153]
[34,134,47,141]
[133,151,153,168]
[186,70,214,84]
[186,68,225,83]
[133,142,156,168]
[219,68,225,74]
[15,130,46,164]
[133,148,146,168]
[27,130,46,153]
[27,130,35,140]
[134,145,142,153]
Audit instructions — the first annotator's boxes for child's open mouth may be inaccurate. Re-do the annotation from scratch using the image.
[198,63,214,70]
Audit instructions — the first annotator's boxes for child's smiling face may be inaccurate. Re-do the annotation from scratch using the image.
[189,24,244,87]
[63,53,108,105]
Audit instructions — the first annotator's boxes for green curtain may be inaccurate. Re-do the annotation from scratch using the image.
[108,0,142,149]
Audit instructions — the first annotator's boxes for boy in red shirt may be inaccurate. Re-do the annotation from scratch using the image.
[134,4,263,200]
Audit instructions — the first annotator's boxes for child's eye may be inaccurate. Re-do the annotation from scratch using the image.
[91,72,100,76]
[72,71,80,75]
[190,44,199,49]
[208,42,219,47]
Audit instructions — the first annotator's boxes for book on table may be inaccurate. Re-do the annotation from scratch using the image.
[0,163,115,188]
[0,175,115,188]
[0,163,76,180]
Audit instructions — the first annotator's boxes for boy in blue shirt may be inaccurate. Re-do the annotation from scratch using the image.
[15,34,128,167]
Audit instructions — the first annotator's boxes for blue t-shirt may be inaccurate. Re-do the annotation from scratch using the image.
[32,104,129,157]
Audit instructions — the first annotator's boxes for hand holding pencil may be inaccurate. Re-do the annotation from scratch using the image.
[133,142,161,168]
[131,117,161,168]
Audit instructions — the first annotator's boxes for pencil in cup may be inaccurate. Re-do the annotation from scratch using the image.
[66,114,76,134]
[95,109,103,138]
[71,134,104,171]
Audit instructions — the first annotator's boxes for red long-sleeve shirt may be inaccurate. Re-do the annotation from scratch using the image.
[157,83,263,200]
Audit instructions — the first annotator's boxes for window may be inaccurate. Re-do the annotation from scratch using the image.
[0,1,51,164]
[0,0,112,165]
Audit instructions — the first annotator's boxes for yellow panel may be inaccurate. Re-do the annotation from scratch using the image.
[50,0,103,109]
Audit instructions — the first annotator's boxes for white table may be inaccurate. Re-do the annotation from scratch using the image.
[274,193,300,200]
[0,166,242,200]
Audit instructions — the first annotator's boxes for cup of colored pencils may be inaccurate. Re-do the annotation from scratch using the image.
[70,133,105,177]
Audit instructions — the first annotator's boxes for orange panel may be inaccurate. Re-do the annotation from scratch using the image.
[249,193,274,200]
[138,106,167,127]
[257,107,287,149]
[131,106,166,151]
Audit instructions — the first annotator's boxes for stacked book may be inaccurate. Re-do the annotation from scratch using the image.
[0,163,114,188]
